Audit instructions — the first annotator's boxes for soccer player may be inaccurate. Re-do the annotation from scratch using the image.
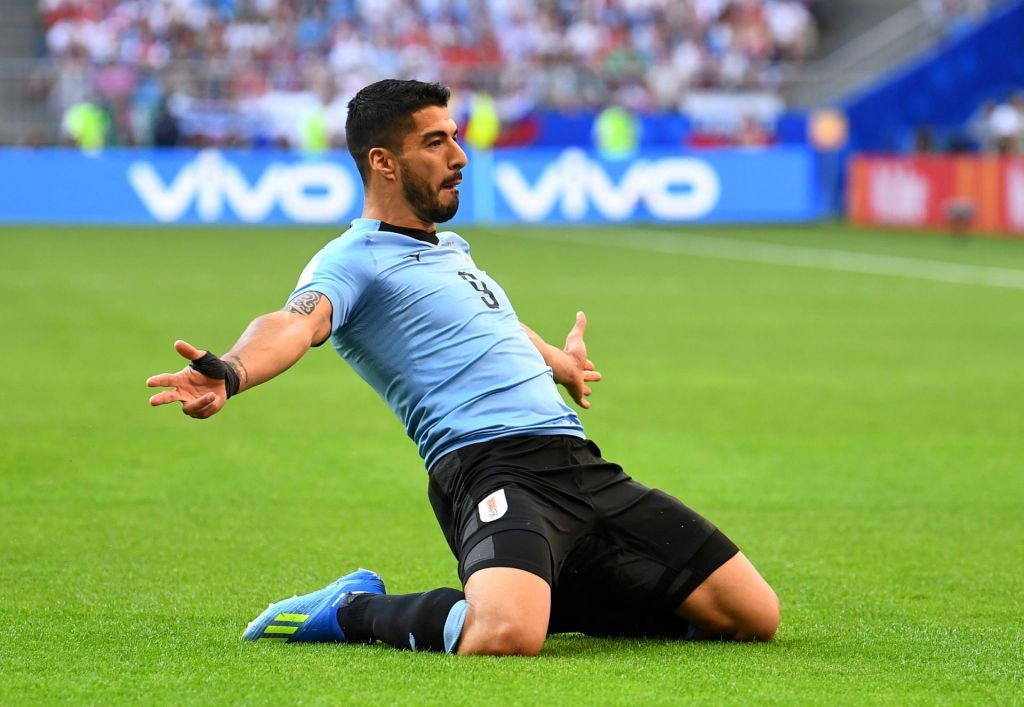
[147,79,779,655]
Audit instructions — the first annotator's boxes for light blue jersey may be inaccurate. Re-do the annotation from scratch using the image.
[288,218,584,469]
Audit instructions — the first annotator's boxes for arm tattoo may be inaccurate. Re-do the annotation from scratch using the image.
[286,291,324,316]
[222,354,248,389]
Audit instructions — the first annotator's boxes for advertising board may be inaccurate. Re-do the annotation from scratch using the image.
[0,147,822,225]
[848,155,1024,235]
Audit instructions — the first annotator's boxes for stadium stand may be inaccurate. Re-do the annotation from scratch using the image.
[22,0,822,147]
[0,0,1008,148]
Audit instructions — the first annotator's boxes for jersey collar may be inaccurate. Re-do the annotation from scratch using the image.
[356,218,439,246]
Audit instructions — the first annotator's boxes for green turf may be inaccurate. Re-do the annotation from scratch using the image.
[1,222,1022,705]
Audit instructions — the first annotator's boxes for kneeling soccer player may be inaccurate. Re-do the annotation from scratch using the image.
[147,79,780,655]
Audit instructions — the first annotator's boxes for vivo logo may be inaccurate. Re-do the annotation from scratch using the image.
[495,149,721,221]
[128,150,356,223]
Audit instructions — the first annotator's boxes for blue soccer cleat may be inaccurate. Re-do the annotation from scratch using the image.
[243,568,385,643]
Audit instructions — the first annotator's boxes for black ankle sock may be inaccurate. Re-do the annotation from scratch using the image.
[338,588,465,652]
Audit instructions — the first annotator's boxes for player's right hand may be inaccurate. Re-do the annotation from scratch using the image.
[146,340,228,419]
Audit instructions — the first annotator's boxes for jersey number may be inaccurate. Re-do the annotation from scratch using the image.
[458,271,500,309]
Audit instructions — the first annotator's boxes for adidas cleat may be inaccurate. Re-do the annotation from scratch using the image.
[242,568,385,643]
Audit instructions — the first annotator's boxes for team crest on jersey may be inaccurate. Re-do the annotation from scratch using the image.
[478,489,508,523]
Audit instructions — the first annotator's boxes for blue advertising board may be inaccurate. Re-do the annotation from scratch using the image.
[0,146,822,225]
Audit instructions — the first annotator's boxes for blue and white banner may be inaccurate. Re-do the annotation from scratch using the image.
[0,146,822,225]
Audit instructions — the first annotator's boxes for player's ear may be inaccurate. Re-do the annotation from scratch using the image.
[368,147,397,182]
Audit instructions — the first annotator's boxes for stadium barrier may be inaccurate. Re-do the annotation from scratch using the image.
[848,155,1024,235]
[0,146,824,225]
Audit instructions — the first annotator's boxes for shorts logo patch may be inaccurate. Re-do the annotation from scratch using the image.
[478,489,508,523]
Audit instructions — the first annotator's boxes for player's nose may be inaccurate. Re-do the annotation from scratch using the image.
[450,142,468,171]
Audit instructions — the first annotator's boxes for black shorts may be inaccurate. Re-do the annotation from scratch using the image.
[427,435,739,637]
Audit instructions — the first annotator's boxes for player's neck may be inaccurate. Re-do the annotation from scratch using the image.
[362,194,435,233]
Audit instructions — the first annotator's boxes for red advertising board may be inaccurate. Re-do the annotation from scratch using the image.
[848,155,1024,235]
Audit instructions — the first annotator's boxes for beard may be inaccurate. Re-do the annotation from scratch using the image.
[399,161,460,224]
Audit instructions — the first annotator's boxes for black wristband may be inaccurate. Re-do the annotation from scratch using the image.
[189,350,241,399]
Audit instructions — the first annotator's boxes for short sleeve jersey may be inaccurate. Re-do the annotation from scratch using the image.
[288,218,584,469]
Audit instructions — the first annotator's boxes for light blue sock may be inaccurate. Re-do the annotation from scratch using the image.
[443,599,468,653]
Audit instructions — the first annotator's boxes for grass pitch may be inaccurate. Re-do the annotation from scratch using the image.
[1,222,1022,705]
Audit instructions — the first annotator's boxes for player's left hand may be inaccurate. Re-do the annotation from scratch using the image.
[560,311,602,409]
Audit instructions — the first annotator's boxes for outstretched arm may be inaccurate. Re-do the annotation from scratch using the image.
[521,312,602,409]
[147,291,333,419]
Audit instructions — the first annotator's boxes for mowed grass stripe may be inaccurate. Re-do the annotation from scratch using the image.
[516,226,1024,289]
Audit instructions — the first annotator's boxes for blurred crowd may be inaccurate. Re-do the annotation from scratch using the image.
[31,0,820,148]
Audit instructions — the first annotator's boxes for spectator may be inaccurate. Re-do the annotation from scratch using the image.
[152,96,180,147]
[465,91,501,152]
[736,113,773,147]
[989,94,1022,155]
[912,125,936,154]
[61,100,108,151]
[967,99,997,153]
[593,104,640,157]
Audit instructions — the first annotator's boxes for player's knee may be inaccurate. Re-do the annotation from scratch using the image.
[736,588,780,642]
[700,585,779,642]
[463,618,546,656]
[484,620,546,656]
